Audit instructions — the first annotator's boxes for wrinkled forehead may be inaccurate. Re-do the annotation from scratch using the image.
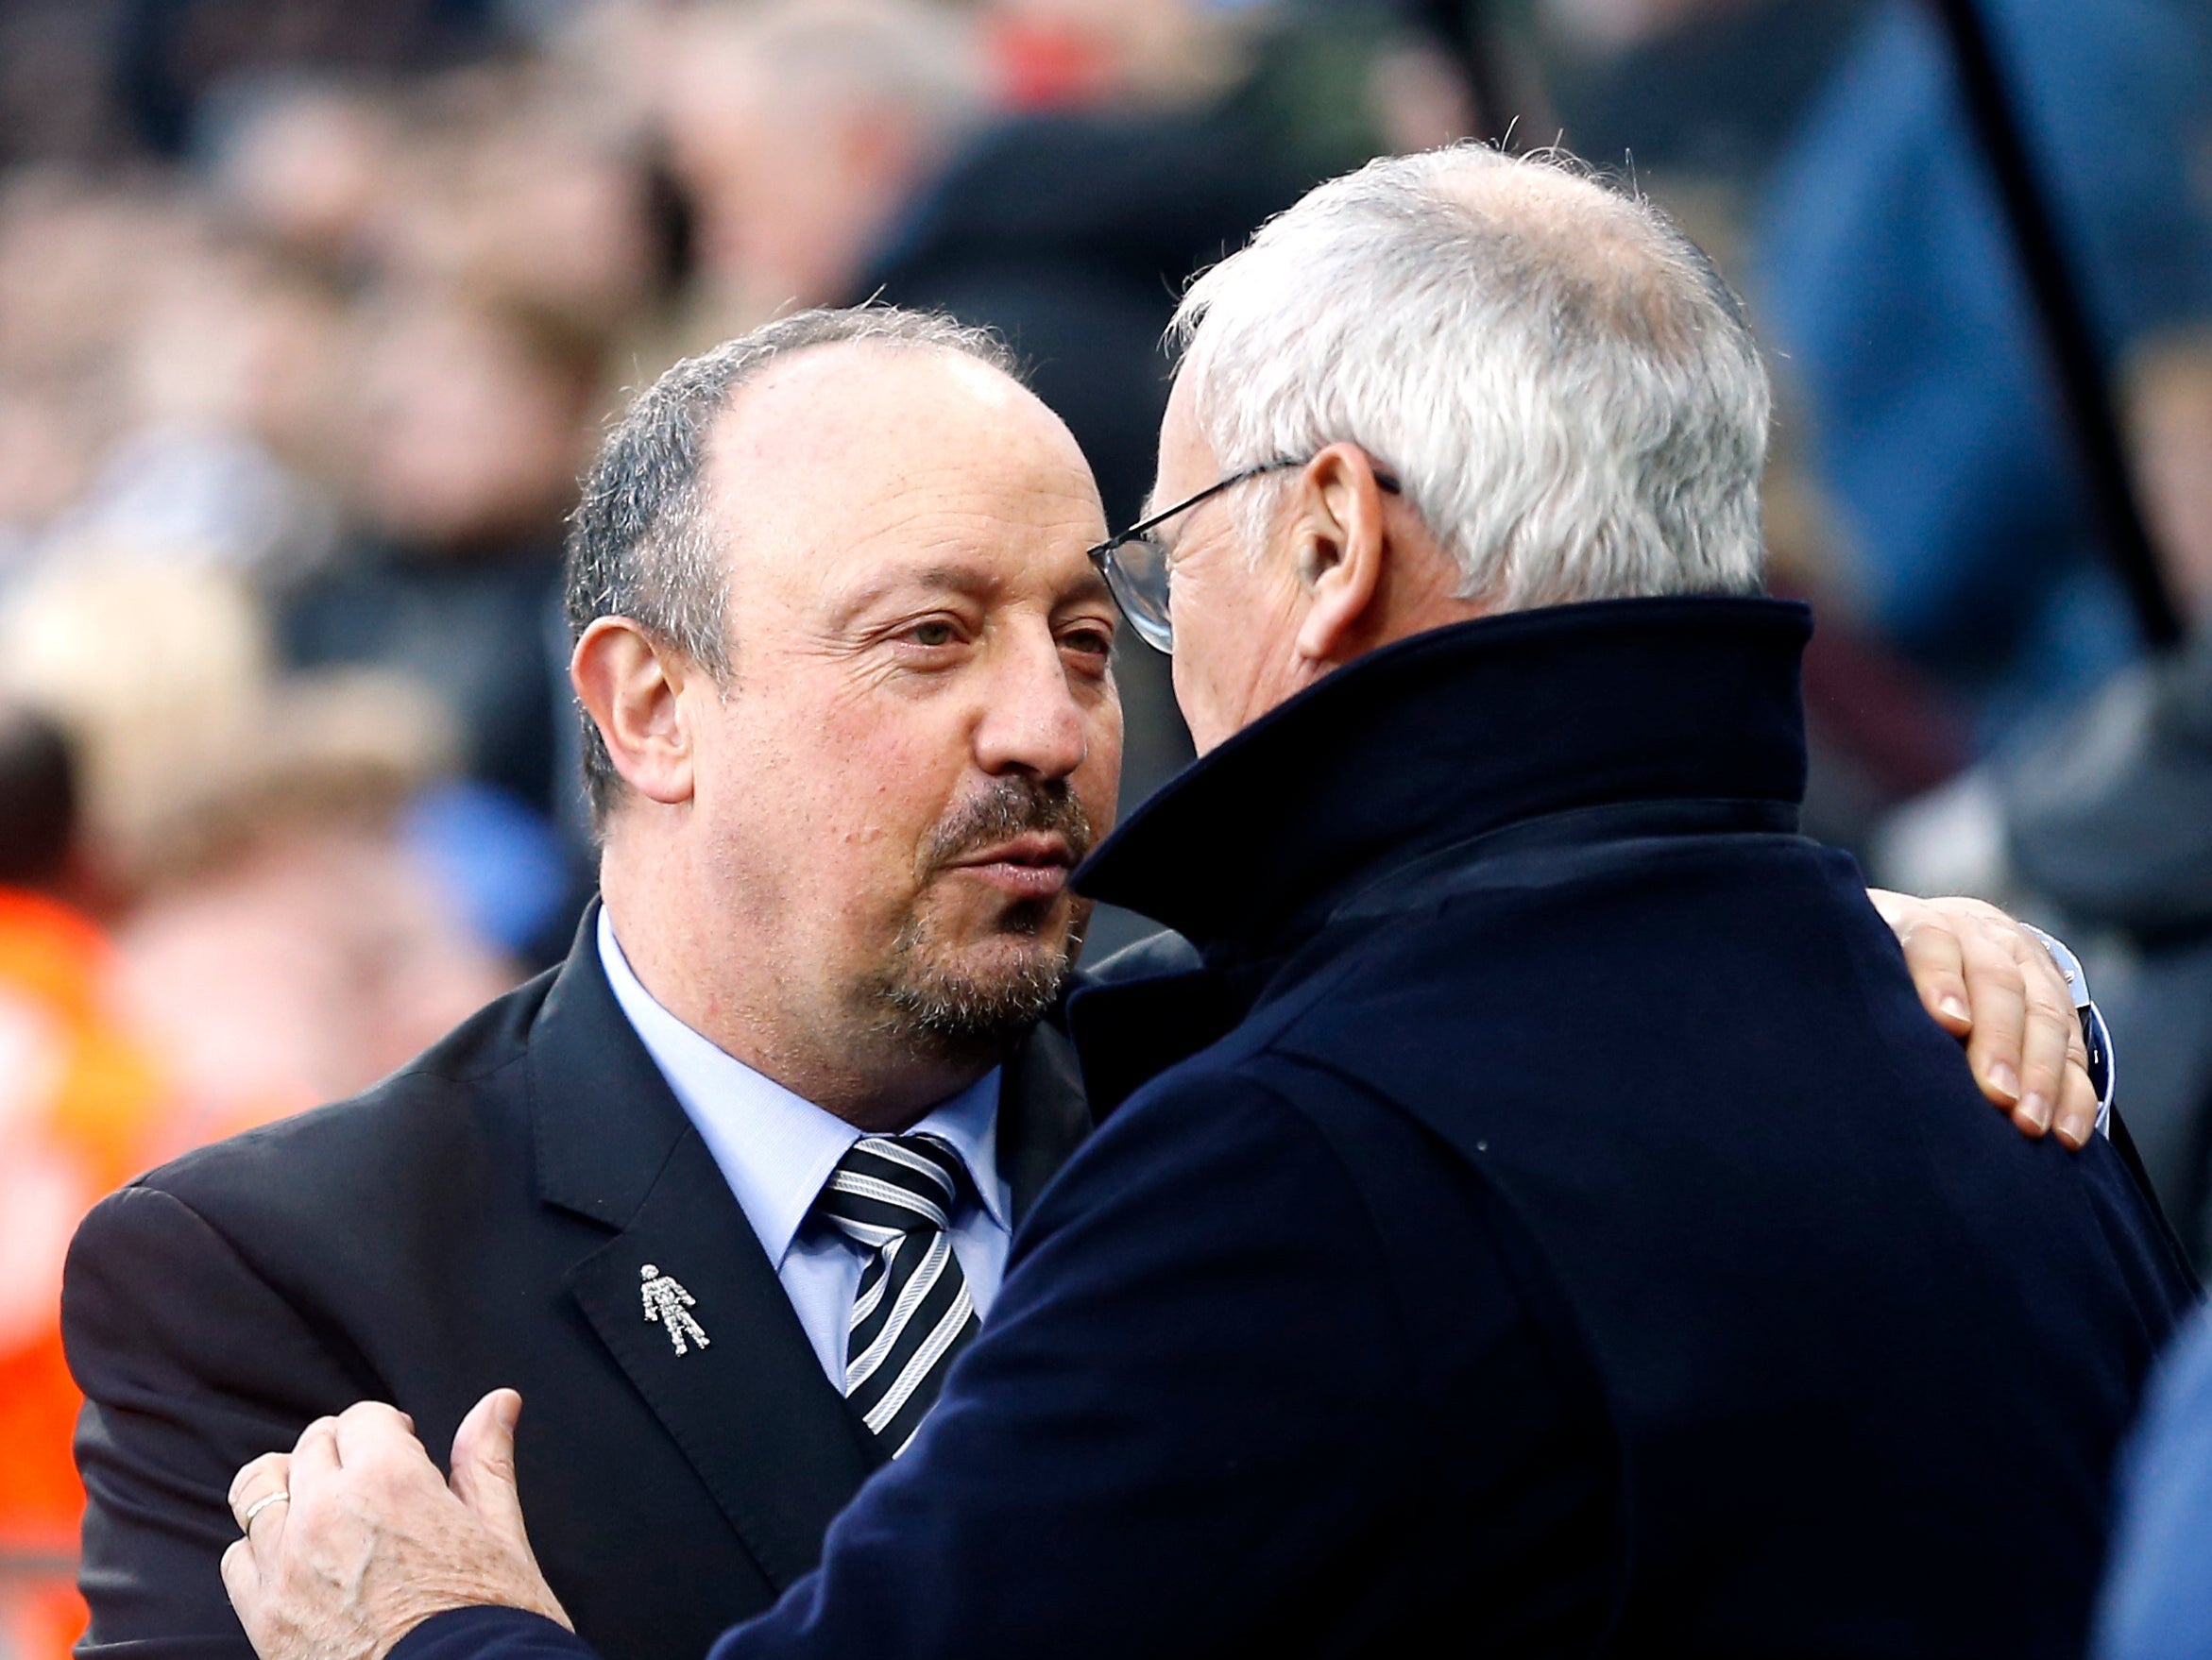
[700,342,1108,608]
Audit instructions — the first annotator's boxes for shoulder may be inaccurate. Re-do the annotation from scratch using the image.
[88,967,556,1262]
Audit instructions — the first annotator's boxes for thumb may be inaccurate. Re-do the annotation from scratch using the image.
[449,1389,529,1551]
[448,1390,574,1632]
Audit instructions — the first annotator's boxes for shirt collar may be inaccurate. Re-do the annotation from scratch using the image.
[595,908,1008,1266]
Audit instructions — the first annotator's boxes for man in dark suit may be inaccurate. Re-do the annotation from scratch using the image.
[65,297,2077,1660]
[61,309,1113,1660]
[215,148,2192,1659]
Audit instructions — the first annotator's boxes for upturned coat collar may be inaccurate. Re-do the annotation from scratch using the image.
[1076,596,1813,957]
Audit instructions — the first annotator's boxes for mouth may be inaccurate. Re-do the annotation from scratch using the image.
[943,833,1078,902]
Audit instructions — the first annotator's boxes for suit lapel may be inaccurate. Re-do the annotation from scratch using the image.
[530,908,880,1591]
[996,1021,1093,1227]
[564,1130,881,1589]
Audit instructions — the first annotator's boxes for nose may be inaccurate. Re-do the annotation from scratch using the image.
[972,622,1089,782]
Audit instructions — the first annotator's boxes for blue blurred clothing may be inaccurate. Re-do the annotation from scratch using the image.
[1757,0,2212,724]
[402,781,570,958]
[2096,1298,2212,1658]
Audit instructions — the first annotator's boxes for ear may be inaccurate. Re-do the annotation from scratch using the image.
[571,618,697,807]
[1290,443,1391,666]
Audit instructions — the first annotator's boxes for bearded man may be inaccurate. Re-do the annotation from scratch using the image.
[73,304,2101,1660]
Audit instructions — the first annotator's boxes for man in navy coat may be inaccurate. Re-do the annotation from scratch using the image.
[219,144,2197,1659]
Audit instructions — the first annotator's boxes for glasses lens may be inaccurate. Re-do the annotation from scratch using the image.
[1104,536,1174,652]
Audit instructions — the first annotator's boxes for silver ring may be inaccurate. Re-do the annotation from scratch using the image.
[242,1491,290,1533]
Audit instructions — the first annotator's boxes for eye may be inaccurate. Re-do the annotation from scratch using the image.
[900,618,962,649]
[1059,624,1115,662]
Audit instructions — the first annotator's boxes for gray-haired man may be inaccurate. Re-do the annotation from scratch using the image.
[206,144,2172,1660]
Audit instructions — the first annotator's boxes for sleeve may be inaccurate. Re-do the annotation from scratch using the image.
[2017,923,2115,1136]
[393,1609,596,1660]
[62,1184,381,1660]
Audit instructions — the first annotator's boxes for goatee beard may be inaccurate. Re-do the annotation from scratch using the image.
[862,777,1096,1063]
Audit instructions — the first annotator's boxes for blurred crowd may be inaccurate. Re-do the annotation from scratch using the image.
[0,0,2208,1653]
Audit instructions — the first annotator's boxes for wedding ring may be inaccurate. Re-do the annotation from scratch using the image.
[242,1491,290,1533]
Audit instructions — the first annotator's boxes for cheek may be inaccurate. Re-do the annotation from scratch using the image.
[765,688,973,891]
[1166,599,1248,755]
[1170,656,1229,755]
[1079,686,1125,831]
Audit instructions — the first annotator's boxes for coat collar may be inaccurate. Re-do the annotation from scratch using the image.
[1076,597,1812,957]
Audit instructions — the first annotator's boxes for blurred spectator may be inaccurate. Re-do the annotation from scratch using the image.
[2094,1296,2212,1658]
[1993,623,2212,1266]
[0,558,520,1142]
[280,288,590,864]
[199,76,399,276]
[662,0,990,328]
[1872,344,2212,1264]
[1540,0,1872,188]
[0,557,272,887]
[113,670,520,1147]
[113,0,502,158]
[368,71,662,342]
[0,703,165,1660]
[1756,0,2212,733]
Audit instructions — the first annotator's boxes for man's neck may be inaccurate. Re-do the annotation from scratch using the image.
[598,860,992,1133]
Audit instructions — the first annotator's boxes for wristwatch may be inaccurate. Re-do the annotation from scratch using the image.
[2019,923,2113,1138]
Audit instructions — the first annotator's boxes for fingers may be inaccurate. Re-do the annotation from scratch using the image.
[2006,929,2081,1142]
[1879,891,1974,1034]
[219,1536,258,1618]
[1894,895,2102,1150]
[2010,970,2069,1141]
[2053,1025,2099,1150]
[450,1391,532,1559]
[1953,914,2030,1115]
[229,1453,292,1534]
[332,1400,421,1468]
[330,1401,437,1503]
[2009,932,2100,1150]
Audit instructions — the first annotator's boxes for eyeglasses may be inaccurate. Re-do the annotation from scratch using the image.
[1086,456,1402,652]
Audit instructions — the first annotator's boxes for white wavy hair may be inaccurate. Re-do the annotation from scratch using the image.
[1169,144,1771,609]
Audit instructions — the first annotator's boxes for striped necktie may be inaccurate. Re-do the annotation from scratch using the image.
[812,1134,981,1456]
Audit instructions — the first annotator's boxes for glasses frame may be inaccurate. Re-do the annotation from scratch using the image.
[1086,455,1403,653]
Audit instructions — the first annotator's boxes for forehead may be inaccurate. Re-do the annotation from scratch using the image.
[702,343,1105,600]
[1149,367,1219,514]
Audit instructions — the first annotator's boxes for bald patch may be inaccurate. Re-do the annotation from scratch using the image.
[693,339,1102,611]
[1430,156,1725,355]
[706,341,1087,510]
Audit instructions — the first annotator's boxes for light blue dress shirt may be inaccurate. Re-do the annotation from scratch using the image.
[596,909,1012,1387]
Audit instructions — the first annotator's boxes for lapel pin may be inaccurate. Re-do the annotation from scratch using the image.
[639,1263,710,1355]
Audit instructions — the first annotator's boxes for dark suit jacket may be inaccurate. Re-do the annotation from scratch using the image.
[395,598,2199,1660]
[60,913,1092,1660]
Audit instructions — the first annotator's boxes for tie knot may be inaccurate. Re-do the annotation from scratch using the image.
[814,1134,969,1248]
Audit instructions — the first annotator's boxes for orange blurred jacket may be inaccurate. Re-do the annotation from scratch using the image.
[0,889,165,1660]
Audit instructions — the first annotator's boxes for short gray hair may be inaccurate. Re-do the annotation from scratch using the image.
[1169,144,1771,609]
[565,305,1016,828]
